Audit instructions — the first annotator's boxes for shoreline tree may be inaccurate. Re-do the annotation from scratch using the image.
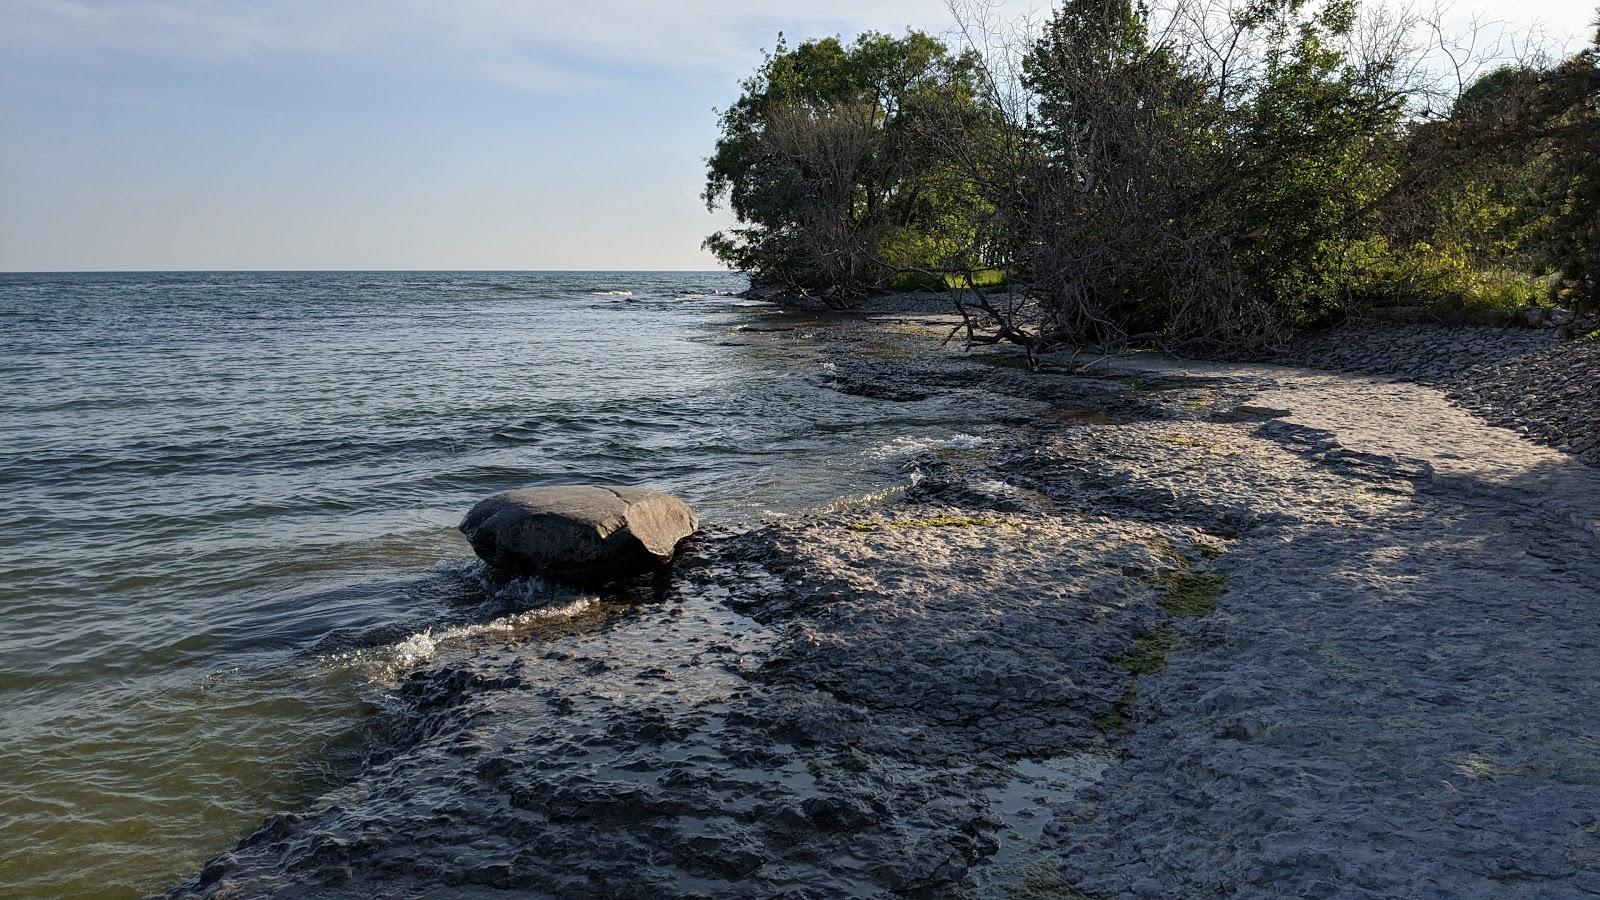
[702,31,989,305]
[705,4,1599,349]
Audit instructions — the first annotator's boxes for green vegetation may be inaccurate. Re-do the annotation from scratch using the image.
[1098,629,1175,734]
[1097,545,1229,735]
[1155,434,1225,451]
[1096,683,1142,735]
[1000,860,1095,899]
[707,2,1600,346]
[1113,629,1177,677]
[888,267,1011,292]
[1384,55,1600,312]
[702,31,991,305]
[1156,570,1229,617]
[1148,541,1230,615]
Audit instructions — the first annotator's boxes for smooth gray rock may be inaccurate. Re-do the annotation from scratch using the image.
[459,485,697,584]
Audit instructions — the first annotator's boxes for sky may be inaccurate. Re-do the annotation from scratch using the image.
[0,0,1593,272]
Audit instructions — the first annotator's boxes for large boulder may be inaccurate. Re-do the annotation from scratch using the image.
[459,485,698,585]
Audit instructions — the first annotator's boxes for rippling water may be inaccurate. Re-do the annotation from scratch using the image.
[0,271,988,896]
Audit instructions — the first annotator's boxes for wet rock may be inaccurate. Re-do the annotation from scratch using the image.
[802,795,878,832]
[680,833,766,878]
[824,370,930,401]
[886,832,986,891]
[459,485,698,584]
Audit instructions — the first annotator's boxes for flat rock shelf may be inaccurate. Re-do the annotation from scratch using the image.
[173,309,1600,898]
[1279,321,1600,467]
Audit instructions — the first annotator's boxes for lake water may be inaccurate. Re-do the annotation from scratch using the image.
[0,271,993,896]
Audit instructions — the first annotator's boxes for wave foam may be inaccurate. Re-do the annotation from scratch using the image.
[428,558,487,577]
[868,433,989,460]
[326,583,596,682]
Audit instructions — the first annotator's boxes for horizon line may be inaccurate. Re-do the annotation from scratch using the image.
[1,268,740,275]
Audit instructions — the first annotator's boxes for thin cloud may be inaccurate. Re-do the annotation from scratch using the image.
[4,0,1589,81]
[1,0,961,91]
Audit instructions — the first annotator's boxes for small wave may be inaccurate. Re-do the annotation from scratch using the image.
[428,558,487,578]
[868,433,989,460]
[821,484,910,512]
[325,581,595,682]
[592,290,634,297]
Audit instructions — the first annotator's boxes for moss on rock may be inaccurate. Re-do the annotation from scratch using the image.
[1157,570,1229,617]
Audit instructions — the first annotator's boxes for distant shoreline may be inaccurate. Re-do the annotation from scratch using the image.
[0,268,741,276]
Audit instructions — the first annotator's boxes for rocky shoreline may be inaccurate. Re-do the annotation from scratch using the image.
[1277,321,1600,467]
[757,287,1600,467]
[173,307,1600,897]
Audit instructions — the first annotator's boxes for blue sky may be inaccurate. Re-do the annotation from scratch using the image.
[1,0,1593,271]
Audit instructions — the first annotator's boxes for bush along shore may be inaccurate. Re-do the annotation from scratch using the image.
[175,307,1600,897]
[702,1,1598,358]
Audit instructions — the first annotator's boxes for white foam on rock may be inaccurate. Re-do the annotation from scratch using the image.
[868,433,988,460]
[325,572,597,683]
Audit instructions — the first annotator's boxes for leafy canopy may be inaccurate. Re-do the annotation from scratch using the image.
[702,31,987,300]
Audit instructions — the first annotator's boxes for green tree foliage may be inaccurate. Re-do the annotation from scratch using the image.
[1004,0,1405,352]
[706,3,1599,340]
[1376,20,1600,314]
[702,32,987,304]
[1015,0,1213,344]
[1505,29,1600,308]
[1229,3,1405,313]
